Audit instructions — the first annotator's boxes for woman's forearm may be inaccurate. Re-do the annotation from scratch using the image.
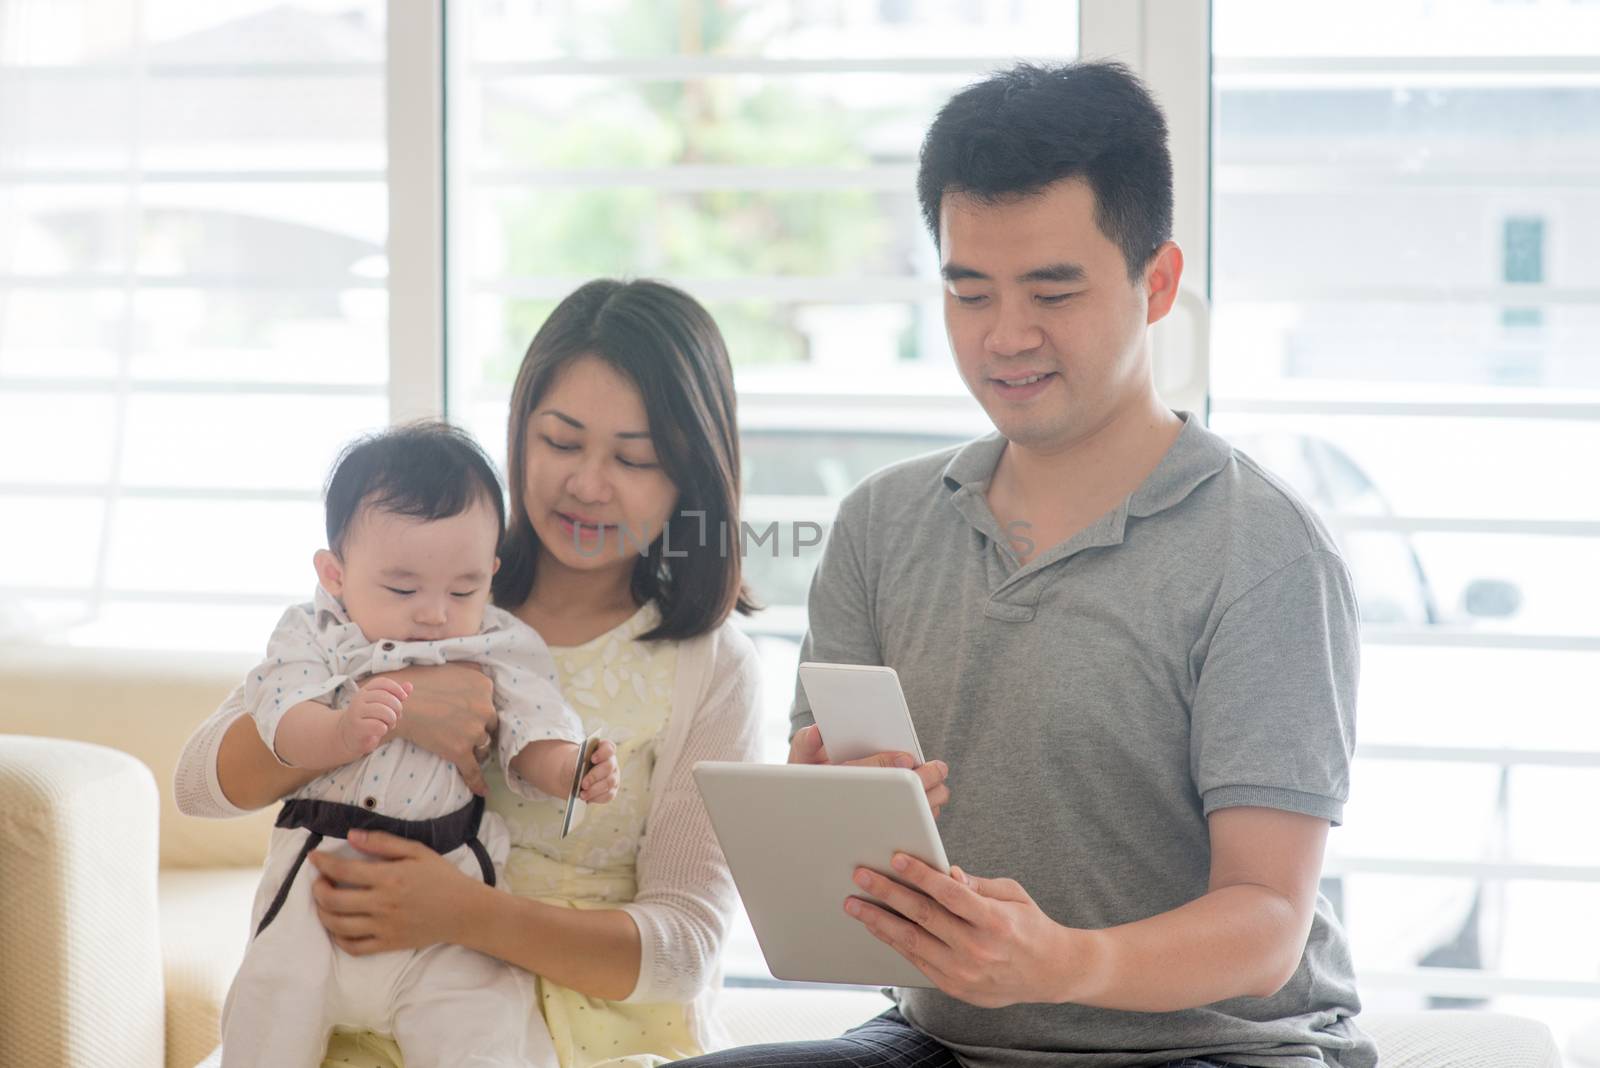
[216,713,320,810]
[454,879,642,1001]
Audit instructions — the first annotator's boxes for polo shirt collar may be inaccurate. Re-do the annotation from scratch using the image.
[1127,411,1234,518]
[941,430,1008,492]
[940,410,1232,521]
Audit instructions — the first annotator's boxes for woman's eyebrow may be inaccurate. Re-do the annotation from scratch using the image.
[538,409,584,430]
[539,408,650,440]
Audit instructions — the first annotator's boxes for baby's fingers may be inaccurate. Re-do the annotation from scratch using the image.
[362,676,412,702]
[580,757,620,801]
[588,739,616,766]
[583,754,620,784]
[360,703,399,729]
[358,689,405,717]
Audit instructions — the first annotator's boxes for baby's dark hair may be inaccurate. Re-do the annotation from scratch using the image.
[324,421,506,556]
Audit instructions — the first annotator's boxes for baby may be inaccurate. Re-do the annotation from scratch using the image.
[220,421,617,1068]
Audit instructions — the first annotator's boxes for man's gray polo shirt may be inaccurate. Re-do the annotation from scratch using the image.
[792,412,1376,1068]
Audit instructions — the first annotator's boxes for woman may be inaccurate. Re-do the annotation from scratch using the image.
[176,278,764,1067]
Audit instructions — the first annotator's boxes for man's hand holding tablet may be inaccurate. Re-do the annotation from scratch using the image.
[690,660,963,988]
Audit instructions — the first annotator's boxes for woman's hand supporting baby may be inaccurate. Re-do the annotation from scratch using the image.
[378,663,500,795]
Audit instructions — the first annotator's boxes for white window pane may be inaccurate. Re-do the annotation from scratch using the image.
[0,74,140,171]
[1212,414,1600,521]
[1497,884,1600,984]
[129,290,388,384]
[1212,303,1600,397]
[0,0,388,652]
[467,189,921,280]
[0,394,117,484]
[142,2,385,64]
[65,599,289,654]
[5,595,95,641]
[1341,875,1600,994]
[119,393,387,490]
[1508,767,1600,868]
[463,0,1076,62]
[132,184,388,270]
[1359,646,1600,753]
[465,73,975,170]
[1343,761,1506,863]
[447,1,1076,436]
[0,497,105,587]
[1215,1,1600,1024]
[139,73,384,172]
[0,290,126,378]
[105,498,322,596]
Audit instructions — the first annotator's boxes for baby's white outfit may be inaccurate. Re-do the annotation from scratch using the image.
[220,586,582,1068]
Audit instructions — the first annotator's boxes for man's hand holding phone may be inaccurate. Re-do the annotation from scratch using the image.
[787,723,950,819]
[791,661,951,818]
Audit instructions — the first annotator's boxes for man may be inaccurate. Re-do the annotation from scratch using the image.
[685,61,1375,1067]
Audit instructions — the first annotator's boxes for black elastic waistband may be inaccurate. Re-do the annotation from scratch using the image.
[275,793,486,856]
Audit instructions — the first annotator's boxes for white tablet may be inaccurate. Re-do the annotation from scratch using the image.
[798,662,924,764]
[693,761,949,988]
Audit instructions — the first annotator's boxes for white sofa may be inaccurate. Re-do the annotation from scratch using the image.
[0,648,1565,1068]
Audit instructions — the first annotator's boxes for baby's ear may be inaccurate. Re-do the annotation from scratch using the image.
[491,556,501,576]
[313,549,345,596]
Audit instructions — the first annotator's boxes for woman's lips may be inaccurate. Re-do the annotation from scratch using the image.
[555,511,608,540]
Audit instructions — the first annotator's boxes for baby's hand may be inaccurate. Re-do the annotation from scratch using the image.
[577,739,620,804]
[338,677,410,760]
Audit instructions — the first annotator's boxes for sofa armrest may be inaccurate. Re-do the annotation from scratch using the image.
[0,735,165,1068]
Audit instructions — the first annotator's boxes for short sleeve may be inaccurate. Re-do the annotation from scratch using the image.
[477,616,585,801]
[1190,549,1360,825]
[244,605,347,758]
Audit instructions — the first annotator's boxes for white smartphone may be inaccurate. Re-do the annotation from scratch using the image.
[797,662,925,764]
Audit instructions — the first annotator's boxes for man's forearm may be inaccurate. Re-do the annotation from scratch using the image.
[1063,883,1308,1012]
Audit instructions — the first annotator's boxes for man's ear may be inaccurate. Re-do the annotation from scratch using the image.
[1143,241,1185,326]
[313,549,345,596]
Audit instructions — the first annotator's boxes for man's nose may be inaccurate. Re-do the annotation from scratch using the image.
[984,296,1044,356]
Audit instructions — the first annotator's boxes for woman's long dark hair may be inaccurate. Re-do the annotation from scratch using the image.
[492,278,757,641]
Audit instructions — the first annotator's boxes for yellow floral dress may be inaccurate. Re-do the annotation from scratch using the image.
[322,603,697,1068]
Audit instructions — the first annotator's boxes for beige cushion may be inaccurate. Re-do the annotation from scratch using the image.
[0,646,274,869]
[1364,1010,1561,1068]
[0,736,165,1068]
[159,868,258,1068]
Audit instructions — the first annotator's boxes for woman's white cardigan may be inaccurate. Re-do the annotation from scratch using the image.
[174,619,765,1051]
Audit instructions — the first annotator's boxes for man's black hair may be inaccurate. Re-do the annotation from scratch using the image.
[324,421,505,555]
[916,61,1173,279]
